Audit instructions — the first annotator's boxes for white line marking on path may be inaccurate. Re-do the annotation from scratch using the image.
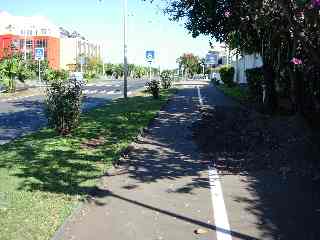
[209,168,232,240]
[196,85,232,240]
[197,85,203,106]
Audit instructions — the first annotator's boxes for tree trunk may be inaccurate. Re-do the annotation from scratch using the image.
[262,63,278,113]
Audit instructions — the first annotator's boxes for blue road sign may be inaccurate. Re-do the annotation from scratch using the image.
[205,52,218,65]
[146,50,155,62]
[35,48,44,61]
[79,56,85,65]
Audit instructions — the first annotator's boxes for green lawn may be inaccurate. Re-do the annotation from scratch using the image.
[0,89,175,240]
[217,84,249,103]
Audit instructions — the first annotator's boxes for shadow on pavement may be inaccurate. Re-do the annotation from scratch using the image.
[194,84,320,240]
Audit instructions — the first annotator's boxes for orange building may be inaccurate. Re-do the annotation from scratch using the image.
[0,34,60,69]
[0,11,60,69]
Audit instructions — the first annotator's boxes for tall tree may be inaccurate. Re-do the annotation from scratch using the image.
[177,53,200,77]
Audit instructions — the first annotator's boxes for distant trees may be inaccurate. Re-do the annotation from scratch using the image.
[103,63,158,79]
[177,53,201,77]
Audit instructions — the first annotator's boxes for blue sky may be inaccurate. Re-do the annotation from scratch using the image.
[1,0,211,69]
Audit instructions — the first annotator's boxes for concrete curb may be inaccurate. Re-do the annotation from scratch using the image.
[50,202,84,240]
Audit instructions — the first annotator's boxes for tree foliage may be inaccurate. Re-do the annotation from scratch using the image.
[177,53,201,77]
[164,0,320,114]
[0,54,33,92]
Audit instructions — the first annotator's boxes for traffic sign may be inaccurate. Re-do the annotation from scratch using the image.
[205,52,218,65]
[79,56,85,65]
[35,48,44,61]
[146,50,155,63]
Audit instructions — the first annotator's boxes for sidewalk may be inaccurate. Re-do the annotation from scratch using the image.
[0,87,44,102]
[55,85,217,240]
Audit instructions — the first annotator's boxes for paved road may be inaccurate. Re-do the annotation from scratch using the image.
[0,79,147,145]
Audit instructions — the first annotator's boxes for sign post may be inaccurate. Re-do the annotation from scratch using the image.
[205,52,219,79]
[145,50,155,81]
[79,57,85,73]
[35,48,44,82]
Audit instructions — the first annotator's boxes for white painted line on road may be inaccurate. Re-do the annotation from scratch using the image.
[209,167,232,240]
[107,90,122,95]
[196,85,232,240]
[196,85,203,106]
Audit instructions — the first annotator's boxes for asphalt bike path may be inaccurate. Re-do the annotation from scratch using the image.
[56,85,220,240]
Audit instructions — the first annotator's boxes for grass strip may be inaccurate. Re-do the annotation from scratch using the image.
[0,89,175,240]
[217,84,249,103]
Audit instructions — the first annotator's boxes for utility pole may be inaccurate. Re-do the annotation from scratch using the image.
[123,0,128,99]
[38,59,41,82]
[24,26,27,60]
[102,44,105,77]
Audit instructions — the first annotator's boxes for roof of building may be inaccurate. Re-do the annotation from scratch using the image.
[0,11,60,38]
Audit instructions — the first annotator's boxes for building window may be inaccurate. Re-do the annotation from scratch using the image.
[11,39,19,49]
[36,39,48,48]
[20,40,25,48]
[26,52,32,60]
[27,29,32,36]
[41,28,47,35]
[26,40,33,48]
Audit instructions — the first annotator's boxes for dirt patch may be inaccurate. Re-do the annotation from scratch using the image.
[192,105,320,178]
[80,136,106,149]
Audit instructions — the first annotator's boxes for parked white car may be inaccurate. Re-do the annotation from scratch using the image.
[0,83,6,93]
[69,72,84,82]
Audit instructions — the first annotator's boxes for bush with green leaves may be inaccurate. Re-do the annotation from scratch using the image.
[160,70,173,89]
[45,77,83,135]
[0,54,32,92]
[146,80,160,99]
[219,66,235,87]
[43,69,68,82]
[84,71,97,81]
[245,67,264,103]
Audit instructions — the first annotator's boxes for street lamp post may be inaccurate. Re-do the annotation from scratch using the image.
[123,0,128,99]
[98,0,128,98]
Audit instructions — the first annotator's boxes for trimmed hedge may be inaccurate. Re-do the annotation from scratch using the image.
[245,67,263,103]
[219,66,235,87]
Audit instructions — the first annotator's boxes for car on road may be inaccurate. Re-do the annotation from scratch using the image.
[69,72,84,83]
[0,83,6,93]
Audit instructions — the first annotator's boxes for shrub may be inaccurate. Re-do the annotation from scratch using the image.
[160,70,173,89]
[245,67,263,103]
[43,69,68,82]
[219,65,235,87]
[84,71,97,80]
[45,77,83,135]
[146,80,160,99]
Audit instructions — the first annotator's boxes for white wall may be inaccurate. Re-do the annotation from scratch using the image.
[231,53,263,84]
[60,38,78,70]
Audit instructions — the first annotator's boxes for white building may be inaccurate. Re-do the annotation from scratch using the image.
[60,38,102,70]
[230,52,263,84]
